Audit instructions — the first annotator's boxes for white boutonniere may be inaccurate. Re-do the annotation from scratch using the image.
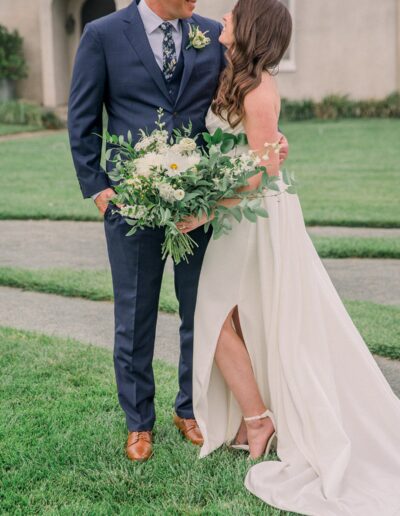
[186,25,211,50]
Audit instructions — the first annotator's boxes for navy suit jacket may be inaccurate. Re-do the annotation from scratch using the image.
[68,0,225,199]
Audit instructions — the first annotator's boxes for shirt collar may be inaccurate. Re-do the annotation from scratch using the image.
[138,0,180,34]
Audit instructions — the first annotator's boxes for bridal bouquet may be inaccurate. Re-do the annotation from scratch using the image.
[103,109,296,264]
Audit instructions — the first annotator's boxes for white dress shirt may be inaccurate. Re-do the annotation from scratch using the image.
[92,0,182,200]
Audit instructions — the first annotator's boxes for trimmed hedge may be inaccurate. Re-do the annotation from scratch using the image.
[281,93,400,121]
[0,100,64,129]
[0,25,27,81]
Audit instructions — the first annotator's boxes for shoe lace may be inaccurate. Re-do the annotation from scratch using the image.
[130,431,152,444]
[185,418,198,432]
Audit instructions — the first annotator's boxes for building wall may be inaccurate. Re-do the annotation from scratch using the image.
[197,0,399,100]
[277,0,399,100]
[0,0,43,103]
[0,0,398,106]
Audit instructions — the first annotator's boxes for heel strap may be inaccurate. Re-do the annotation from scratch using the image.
[244,409,272,422]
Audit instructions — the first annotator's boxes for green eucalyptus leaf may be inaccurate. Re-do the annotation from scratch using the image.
[253,207,269,218]
[124,218,138,227]
[282,169,291,185]
[237,133,248,146]
[230,207,243,223]
[222,217,232,230]
[203,132,212,144]
[125,227,137,236]
[212,128,223,144]
[268,182,281,192]
[220,138,235,154]
[243,207,257,222]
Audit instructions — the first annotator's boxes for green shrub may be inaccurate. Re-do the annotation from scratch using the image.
[41,109,65,129]
[280,98,315,121]
[0,100,64,129]
[280,92,400,121]
[0,25,28,81]
[0,100,41,125]
[314,95,354,119]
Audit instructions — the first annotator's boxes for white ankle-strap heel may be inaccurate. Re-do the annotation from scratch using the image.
[244,409,277,457]
[230,409,277,457]
[244,409,275,424]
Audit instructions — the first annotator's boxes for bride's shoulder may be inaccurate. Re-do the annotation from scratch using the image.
[244,73,280,116]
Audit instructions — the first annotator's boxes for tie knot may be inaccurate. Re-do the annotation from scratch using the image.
[160,22,173,34]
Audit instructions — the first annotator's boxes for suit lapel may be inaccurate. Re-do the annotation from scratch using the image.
[175,18,197,105]
[122,1,171,101]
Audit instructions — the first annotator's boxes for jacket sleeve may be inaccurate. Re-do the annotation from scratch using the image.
[68,23,110,199]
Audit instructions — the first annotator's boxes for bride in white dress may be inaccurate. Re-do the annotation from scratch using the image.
[177,0,400,514]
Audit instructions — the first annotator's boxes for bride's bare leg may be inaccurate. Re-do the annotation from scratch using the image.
[230,307,249,444]
[214,306,275,458]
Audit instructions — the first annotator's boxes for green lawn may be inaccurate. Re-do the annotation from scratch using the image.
[281,119,400,227]
[0,326,298,515]
[0,267,398,360]
[0,119,399,226]
[311,236,400,259]
[0,124,41,136]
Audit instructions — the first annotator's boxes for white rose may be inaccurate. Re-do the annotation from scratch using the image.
[157,183,176,203]
[174,189,185,201]
[178,138,197,153]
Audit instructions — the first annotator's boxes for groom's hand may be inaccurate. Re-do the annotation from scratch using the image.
[278,133,289,164]
[94,188,120,215]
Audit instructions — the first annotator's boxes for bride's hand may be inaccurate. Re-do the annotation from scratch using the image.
[176,212,214,234]
[278,133,289,164]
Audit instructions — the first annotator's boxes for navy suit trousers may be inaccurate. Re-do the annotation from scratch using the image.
[103,203,212,431]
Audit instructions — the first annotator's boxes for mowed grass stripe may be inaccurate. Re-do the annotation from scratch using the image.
[311,236,400,259]
[0,268,398,360]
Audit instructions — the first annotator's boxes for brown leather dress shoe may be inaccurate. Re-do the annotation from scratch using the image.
[126,430,153,462]
[173,414,204,446]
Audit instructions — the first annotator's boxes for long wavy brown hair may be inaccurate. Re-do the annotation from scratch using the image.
[212,0,292,128]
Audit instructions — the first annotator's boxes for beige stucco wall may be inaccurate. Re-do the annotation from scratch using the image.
[0,0,398,106]
[199,0,400,100]
[0,0,43,103]
[277,0,399,100]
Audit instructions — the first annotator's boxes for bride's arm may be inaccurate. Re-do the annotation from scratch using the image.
[242,77,281,184]
[213,77,281,212]
[177,78,281,233]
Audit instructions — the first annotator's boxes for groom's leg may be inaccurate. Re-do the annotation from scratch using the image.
[104,213,166,431]
[173,225,212,418]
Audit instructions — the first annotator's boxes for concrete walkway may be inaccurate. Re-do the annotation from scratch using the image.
[1,286,399,399]
[1,220,399,305]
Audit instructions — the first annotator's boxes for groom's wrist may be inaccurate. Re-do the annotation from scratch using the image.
[92,191,102,200]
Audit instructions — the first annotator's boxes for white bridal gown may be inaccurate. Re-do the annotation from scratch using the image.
[192,109,400,516]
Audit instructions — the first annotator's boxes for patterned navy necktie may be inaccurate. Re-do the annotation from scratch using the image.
[160,22,177,81]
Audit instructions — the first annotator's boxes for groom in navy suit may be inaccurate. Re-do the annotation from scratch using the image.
[68,0,225,462]
[68,0,288,462]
